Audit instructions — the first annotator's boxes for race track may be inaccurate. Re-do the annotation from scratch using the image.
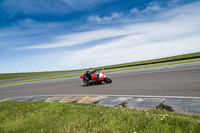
[0,62,200,98]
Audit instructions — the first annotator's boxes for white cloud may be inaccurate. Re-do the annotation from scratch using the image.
[130,2,163,15]
[18,27,131,49]
[159,1,200,19]
[87,12,123,23]
[56,2,200,68]
[58,33,200,69]
[13,1,200,70]
[19,1,200,50]
[130,7,140,14]
[141,4,161,13]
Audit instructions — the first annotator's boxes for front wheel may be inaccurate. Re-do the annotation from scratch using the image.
[84,80,91,86]
[105,78,112,83]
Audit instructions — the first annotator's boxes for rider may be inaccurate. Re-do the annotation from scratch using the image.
[85,70,99,81]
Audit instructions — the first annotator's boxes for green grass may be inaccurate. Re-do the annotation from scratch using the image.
[0,73,84,86]
[96,52,200,70]
[0,102,199,133]
[101,58,200,73]
[0,70,85,80]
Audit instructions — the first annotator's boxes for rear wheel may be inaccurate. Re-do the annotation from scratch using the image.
[83,74,87,83]
[105,78,112,83]
[83,79,90,86]
[86,82,91,86]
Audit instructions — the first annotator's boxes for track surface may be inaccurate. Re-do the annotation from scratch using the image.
[0,62,200,98]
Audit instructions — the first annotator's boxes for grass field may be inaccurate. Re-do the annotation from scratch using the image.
[95,52,200,70]
[0,70,84,81]
[0,102,199,133]
[0,52,200,85]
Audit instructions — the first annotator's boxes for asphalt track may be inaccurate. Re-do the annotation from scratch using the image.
[0,62,200,98]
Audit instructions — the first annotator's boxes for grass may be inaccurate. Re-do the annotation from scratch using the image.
[0,52,200,85]
[0,73,84,86]
[0,70,84,80]
[0,102,199,133]
[96,52,200,69]
[101,58,200,73]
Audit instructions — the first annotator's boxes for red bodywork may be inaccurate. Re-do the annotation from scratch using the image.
[80,75,84,79]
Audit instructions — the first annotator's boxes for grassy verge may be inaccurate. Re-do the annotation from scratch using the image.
[0,70,85,80]
[101,58,200,73]
[0,102,199,133]
[0,73,84,86]
[96,52,200,69]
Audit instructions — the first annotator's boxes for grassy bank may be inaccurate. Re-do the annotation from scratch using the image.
[101,57,200,73]
[0,73,84,86]
[97,52,200,70]
[0,70,84,81]
[0,102,199,133]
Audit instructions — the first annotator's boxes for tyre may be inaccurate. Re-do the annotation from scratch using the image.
[83,79,90,85]
[86,82,91,86]
[83,74,87,83]
[105,78,112,83]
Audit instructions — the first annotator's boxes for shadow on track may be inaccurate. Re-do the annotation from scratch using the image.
[81,82,110,87]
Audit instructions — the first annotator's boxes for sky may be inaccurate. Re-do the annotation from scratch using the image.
[0,0,200,73]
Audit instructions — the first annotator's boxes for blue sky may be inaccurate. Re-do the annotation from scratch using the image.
[0,0,200,73]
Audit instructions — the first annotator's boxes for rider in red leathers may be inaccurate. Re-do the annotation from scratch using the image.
[85,70,99,81]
